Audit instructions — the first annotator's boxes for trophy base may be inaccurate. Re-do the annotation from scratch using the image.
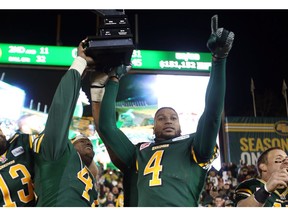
[85,38,134,69]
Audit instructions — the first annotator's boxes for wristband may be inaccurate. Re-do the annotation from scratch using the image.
[69,56,87,76]
[90,86,105,102]
[254,185,271,204]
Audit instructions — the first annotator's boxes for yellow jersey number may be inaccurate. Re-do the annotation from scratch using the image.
[0,164,34,207]
[143,150,164,186]
[77,167,94,202]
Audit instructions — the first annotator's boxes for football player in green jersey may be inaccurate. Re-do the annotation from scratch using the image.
[32,39,98,207]
[0,124,36,207]
[235,147,288,207]
[96,15,235,207]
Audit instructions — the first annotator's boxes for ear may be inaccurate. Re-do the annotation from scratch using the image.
[259,163,267,173]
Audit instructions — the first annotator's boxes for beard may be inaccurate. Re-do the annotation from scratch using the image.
[154,129,181,142]
[0,135,7,155]
[81,152,95,167]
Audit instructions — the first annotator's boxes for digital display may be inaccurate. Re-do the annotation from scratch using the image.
[131,50,212,72]
[0,43,211,73]
[0,43,76,66]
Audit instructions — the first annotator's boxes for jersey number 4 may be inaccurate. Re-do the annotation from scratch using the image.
[143,150,164,187]
[77,167,94,202]
[0,164,34,207]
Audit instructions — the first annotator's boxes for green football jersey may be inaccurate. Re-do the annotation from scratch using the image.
[0,133,36,207]
[122,166,138,207]
[33,69,98,207]
[33,141,98,207]
[235,178,288,207]
[135,135,217,207]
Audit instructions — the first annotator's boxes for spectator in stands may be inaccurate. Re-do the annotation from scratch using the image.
[224,199,234,207]
[214,195,225,207]
[207,168,219,187]
[237,165,249,183]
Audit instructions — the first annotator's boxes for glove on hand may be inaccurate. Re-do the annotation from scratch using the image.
[207,15,235,59]
[108,64,131,80]
[90,71,109,102]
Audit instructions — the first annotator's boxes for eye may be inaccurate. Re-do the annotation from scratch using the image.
[171,116,178,121]
[274,158,285,163]
[274,160,282,163]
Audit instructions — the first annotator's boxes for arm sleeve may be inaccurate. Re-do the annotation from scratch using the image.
[193,58,226,162]
[234,181,253,205]
[40,57,85,160]
[99,80,136,168]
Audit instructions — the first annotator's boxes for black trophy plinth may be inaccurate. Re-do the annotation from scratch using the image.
[84,10,135,70]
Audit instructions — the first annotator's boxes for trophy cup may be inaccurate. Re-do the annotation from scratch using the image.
[83,10,135,71]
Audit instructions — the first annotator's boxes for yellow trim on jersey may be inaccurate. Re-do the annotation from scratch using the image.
[257,178,267,185]
[136,160,139,171]
[274,187,288,199]
[9,133,19,144]
[0,151,7,158]
[29,135,33,149]
[33,134,45,153]
[191,145,219,170]
[235,188,253,196]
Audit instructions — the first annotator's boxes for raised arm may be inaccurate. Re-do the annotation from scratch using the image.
[193,15,235,162]
[90,71,128,171]
[98,65,136,168]
[40,39,91,160]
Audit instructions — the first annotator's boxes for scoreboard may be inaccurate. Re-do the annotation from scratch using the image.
[0,43,211,74]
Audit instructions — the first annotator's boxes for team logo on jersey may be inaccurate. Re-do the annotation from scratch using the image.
[0,155,7,163]
[152,144,169,151]
[11,146,24,157]
[140,142,151,151]
[172,134,190,142]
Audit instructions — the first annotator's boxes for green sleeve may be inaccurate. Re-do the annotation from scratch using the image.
[41,69,81,160]
[193,58,226,162]
[99,80,136,168]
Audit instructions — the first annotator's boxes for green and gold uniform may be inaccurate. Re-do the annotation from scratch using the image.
[235,178,288,207]
[122,166,138,207]
[99,59,226,206]
[0,134,36,207]
[33,60,98,207]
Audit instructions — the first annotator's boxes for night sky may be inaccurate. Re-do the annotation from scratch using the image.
[1,9,288,117]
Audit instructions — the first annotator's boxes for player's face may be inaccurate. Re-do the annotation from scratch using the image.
[153,108,181,140]
[0,128,7,155]
[266,149,288,176]
[73,138,95,166]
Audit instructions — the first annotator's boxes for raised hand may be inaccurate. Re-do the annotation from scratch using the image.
[78,38,95,66]
[207,15,235,59]
[108,64,132,80]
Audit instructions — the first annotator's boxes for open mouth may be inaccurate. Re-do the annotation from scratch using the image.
[85,144,93,150]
